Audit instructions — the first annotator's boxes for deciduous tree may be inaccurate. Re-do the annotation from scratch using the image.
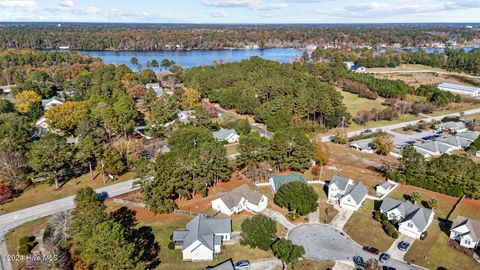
[14,90,41,113]
[274,182,318,215]
[240,214,277,251]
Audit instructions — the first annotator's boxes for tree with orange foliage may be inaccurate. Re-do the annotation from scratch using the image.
[127,85,147,99]
[14,90,41,113]
[181,88,201,110]
[45,101,89,134]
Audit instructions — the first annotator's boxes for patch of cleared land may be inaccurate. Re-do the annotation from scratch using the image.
[404,222,478,270]
[0,171,134,215]
[343,200,395,252]
[338,89,386,116]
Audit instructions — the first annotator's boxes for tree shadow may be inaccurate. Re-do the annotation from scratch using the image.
[134,226,161,268]
[437,218,452,237]
[110,206,138,228]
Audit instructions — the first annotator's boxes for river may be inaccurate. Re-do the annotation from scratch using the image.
[77,48,306,69]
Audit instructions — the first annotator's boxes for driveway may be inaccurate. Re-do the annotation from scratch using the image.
[288,224,425,270]
[329,205,354,230]
[250,259,282,270]
[387,234,416,261]
[261,208,296,230]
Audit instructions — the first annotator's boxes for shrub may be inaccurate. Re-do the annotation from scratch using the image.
[420,231,428,240]
[19,236,30,246]
[287,212,300,221]
[43,224,52,242]
[390,219,398,226]
[383,223,399,238]
[168,242,175,250]
[381,213,388,221]
[381,220,388,227]
[374,211,382,222]
[18,244,30,255]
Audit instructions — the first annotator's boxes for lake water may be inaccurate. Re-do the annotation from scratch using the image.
[78,48,306,69]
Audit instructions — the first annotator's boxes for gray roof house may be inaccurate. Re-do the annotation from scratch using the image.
[375,181,392,196]
[146,83,164,97]
[178,110,196,124]
[211,184,267,215]
[438,83,480,97]
[435,121,468,133]
[212,129,240,143]
[173,215,231,261]
[350,138,374,153]
[380,197,434,239]
[42,96,65,110]
[436,135,472,148]
[205,259,235,270]
[413,141,456,158]
[328,175,368,211]
[456,131,480,142]
[450,216,480,249]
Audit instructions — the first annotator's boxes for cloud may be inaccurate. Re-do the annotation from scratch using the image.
[202,0,287,11]
[207,10,229,17]
[60,0,74,8]
[0,0,38,11]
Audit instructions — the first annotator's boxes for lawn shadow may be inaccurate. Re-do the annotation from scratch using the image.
[437,218,452,237]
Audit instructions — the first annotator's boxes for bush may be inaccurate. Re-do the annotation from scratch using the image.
[19,236,30,246]
[287,212,300,221]
[373,211,382,222]
[390,219,398,226]
[420,231,428,240]
[43,224,52,242]
[381,220,389,226]
[383,223,399,238]
[381,213,388,221]
[18,244,30,255]
[168,242,175,250]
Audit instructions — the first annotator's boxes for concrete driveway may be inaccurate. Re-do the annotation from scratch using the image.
[387,234,416,261]
[329,205,354,230]
[261,208,296,230]
[250,259,282,270]
[288,224,425,270]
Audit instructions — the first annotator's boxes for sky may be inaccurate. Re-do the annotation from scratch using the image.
[1,0,480,23]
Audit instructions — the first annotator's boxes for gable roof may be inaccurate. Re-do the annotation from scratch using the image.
[217,184,264,209]
[414,141,454,154]
[451,216,480,241]
[436,135,469,148]
[456,131,480,142]
[330,175,351,192]
[207,259,235,270]
[145,83,163,96]
[343,181,368,204]
[377,181,392,191]
[172,215,231,251]
[213,129,238,141]
[42,96,65,107]
[270,173,307,191]
[380,197,433,231]
[436,121,467,131]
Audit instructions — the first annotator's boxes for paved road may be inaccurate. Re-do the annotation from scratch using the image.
[320,107,480,142]
[288,224,426,270]
[0,179,141,270]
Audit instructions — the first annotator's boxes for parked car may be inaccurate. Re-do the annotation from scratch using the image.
[363,246,380,255]
[353,256,367,267]
[362,129,373,134]
[234,260,250,269]
[397,241,410,251]
[379,253,391,263]
[383,266,396,270]
[414,129,423,133]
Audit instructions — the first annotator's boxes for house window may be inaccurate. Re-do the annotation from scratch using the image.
[465,239,471,245]
[407,223,413,228]
[389,213,395,219]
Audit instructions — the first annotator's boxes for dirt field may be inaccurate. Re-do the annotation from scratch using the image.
[372,70,480,88]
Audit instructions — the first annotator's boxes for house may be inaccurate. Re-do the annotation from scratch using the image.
[375,181,392,196]
[450,216,480,249]
[436,135,472,149]
[413,141,456,158]
[172,215,231,261]
[379,197,434,239]
[178,110,196,123]
[352,65,367,73]
[435,121,468,133]
[42,96,65,110]
[35,117,50,137]
[328,175,368,211]
[344,61,355,70]
[456,131,480,142]
[350,138,374,153]
[269,173,307,193]
[145,83,164,97]
[211,184,267,216]
[438,83,480,97]
[212,129,240,144]
[205,259,235,270]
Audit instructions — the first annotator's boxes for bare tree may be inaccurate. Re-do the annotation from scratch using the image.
[0,152,28,191]
[365,258,382,270]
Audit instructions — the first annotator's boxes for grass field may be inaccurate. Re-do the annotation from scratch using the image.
[277,259,335,270]
[343,200,395,252]
[0,171,135,215]
[338,89,386,116]
[404,222,478,270]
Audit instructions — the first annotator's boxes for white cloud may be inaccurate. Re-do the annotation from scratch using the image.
[202,0,287,11]
[0,0,38,11]
[60,0,74,9]
[207,10,229,17]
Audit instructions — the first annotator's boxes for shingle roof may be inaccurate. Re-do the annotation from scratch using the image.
[456,131,480,142]
[415,141,454,154]
[380,197,433,231]
[436,121,467,131]
[330,175,351,192]
[270,173,307,192]
[350,138,373,150]
[172,215,231,251]
[451,216,480,242]
[377,181,392,190]
[41,96,65,107]
[438,83,480,93]
[213,129,238,141]
[207,259,235,270]
[344,181,368,204]
[435,135,465,148]
[217,184,264,209]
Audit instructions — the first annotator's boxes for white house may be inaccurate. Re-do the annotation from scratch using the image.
[380,197,434,239]
[212,129,240,144]
[344,61,355,70]
[178,110,196,124]
[375,181,393,196]
[211,184,267,216]
[42,96,65,110]
[172,215,231,261]
[413,141,457,158]
[435,121,468,133]
[450,216,480,249]
[350,138,374,153]
[328,175,368,211]
[438,83,480,97]
[145,82,164,97]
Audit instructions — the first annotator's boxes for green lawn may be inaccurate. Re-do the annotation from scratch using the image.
[282,259,335,270]
[0,171,134,215]
[404,222,478,270]
[338,89,386,116]
[224,143,239,155]
[343,200,395,252]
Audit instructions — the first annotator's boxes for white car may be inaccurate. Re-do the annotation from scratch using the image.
[234,260,250,269]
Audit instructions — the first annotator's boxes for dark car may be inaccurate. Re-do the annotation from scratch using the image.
[363,246,380,255]
[234,260,250,269]
[362,129,373,134]
[383,266,396,270]
[398,241,410,251]
[353,256,367,267]
[379,253,391,263]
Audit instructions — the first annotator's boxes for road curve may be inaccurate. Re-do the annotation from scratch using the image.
[0,179,141,270]
[288,224,426,270]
